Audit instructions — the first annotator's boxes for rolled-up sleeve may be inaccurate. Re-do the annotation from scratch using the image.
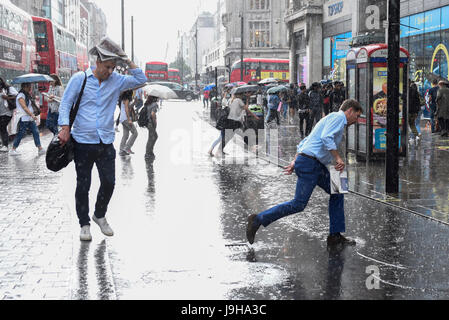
[58,72,84,127]
[119,68,147,92]
[320,116,346,151]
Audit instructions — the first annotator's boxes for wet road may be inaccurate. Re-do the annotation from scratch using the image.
[60,100,449,300]
[2,100,449,300]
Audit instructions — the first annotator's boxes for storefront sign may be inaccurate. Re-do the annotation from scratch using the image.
[323,0,353,23]
[0,35,23,64]
[358,0,387,34]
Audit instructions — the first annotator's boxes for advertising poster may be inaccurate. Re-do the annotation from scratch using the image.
[372,67,404,152]
[0,35,23,64]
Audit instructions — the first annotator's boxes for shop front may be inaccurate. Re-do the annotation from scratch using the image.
[346,44,410,162]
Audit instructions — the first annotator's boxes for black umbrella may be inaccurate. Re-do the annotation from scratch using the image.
[231,85,260,95]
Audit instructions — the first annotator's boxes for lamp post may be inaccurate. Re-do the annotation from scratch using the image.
[386,0,401,194]
[195,22,198,89]
[239,12,244,82]
[131,16,134,62]
[121,0,125,51]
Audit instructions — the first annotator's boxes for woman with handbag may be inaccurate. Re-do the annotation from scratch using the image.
[9,83,45,156]
[119,90,138,156]
[208,89,231,157]
[45,74,64,135]
[0,77,17,152]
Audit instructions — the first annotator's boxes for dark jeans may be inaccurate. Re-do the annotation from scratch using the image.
[298,112,308,136]
[221,119,242,151]
[46,111,59,135]
[256,156,345,235]
[145,127,158,159]
[74,140,116,227]
[13,120,41,149]
[0,115,12,147]
[307,108,322,134]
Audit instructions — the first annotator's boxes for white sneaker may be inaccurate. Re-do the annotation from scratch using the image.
[9,149,19,156]
[38,148,46,156]
[80,226,92,242]
[0,146,8,152]
[415,136,421,142]
[92,216,114,236]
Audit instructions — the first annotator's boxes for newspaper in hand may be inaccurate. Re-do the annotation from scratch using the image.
[42,92,61,103]
[330,167,349,195]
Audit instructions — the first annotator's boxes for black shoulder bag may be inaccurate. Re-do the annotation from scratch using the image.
[46,72,87,173]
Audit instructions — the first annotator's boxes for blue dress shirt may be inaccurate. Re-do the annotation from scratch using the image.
[58,67,147,144]
[297,111,348,165]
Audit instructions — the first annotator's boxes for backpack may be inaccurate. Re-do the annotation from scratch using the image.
[5,87,17,111]
[137,106,149,128]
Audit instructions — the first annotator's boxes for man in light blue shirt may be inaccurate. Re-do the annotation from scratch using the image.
[247,99,363,247]
[58,57,147,241]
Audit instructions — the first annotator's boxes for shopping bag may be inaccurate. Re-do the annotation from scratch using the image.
[277,102,283,112]
[329,167,349,195]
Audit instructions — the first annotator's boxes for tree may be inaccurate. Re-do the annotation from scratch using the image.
[169,57,192,82]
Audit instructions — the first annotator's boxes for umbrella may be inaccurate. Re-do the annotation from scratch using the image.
[231,85,260,95]
[143,84,178,100]
[267,85,289,95]
[204,84,216,91]
[259,78,280,85]
[12,73,54,84]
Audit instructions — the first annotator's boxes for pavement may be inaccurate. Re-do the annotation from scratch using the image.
[1,101,449,301]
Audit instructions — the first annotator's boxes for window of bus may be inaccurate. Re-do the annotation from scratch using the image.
[146,64,168,72]
[249,22,270,48]
[1,5,24,35]
[34,21,49,52]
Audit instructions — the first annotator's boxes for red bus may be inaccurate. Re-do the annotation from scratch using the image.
[168,68,181,83]
[0,0,37,82]
[32,16,78,120]
[76,42,89,72]
[146,61,168,82]
[230,58,290,84]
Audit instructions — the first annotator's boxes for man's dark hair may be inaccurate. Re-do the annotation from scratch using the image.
[0,77,9,89]
[340,99,363,114]
[300,85,306,91]
[432,79,439,85]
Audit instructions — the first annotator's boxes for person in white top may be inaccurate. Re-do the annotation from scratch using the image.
[215,92,260,156]
[119,90,138,156]
[45,74,64,135]
[0,77,17,152]
[10,83,45,156]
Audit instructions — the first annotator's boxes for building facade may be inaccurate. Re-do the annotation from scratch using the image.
[285,0,324,86]
[185,12,216,84]
[222,0,289,71]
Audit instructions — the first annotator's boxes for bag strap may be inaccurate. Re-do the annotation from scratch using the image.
[69,72,87,129]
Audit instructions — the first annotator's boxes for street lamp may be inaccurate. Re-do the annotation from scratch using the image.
[239,12,244,82]
[121,0,125,51]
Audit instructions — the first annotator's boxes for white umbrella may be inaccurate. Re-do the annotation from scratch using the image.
[143,84,178,100]
[12,73,54,84]
[258,78,280,85]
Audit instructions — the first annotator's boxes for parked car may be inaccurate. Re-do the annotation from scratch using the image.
[150,81,196,101]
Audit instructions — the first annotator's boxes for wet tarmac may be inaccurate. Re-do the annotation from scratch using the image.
[2,101,449,300]
[63,101,449,299]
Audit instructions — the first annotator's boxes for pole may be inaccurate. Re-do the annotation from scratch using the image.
[121,0,125,51]
[181,34,184,85]
[131,16,134,62]
[195,22,198,89]
[386,0,400,194]
[240,13,244,82]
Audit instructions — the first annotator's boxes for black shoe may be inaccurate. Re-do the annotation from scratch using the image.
[246,214,261,245]
[327,233,356,247]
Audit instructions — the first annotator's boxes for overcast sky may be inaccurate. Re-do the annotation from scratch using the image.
[93,0,217,67]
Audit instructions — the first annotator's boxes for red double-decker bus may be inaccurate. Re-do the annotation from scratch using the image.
[230,58,290,84]
[76,42,89,72]
[0,0,37,82]
[146,61,168,82]
[32,16,78,121]
[168,68,181,84]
